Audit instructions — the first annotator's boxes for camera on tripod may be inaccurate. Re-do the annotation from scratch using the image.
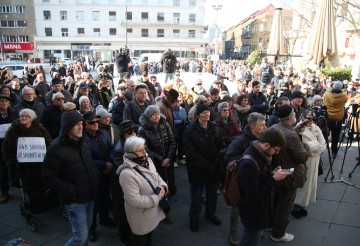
[311,105,327,120]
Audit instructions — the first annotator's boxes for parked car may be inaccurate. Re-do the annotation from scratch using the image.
[0,64,26,78]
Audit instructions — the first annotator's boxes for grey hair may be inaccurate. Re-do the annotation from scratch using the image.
[21,86,34,95]
[311,95,322,106]
[52,92,64,100]
[195,95,206,104]
[247,112,266,127]
[19,108,37,121]
[126,79,135,86]
[124,136,146,154]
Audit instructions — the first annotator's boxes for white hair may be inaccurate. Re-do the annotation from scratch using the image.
[52,92,64,100]
[124,136,146,154]
[21,86,34,95]
[19,108,37,121]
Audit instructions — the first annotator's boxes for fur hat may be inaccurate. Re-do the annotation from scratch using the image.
[59,111,83,137]
[144,105,160,118]
[196,103,210,116]
[217,102,229,113]
[333,81,343,90]
[277,104,294,120]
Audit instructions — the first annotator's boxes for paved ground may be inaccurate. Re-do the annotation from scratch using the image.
[1,140,360,246]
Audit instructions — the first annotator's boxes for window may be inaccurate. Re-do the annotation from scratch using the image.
[173,13,180,24]
[43,10,51,20]
[45,28,52,36]
[92,11,100,21]
[126,12,132,20]
[188,30,195,38]
[61,28,68,36]
[0,6,25,13]
[76,11,84,21]
[60,11,67,20]
[157,12,164,22]
[173,29,180,38]
[78,28,85,35]
[109,28,116,35]
[18,36,29,42]
[127,28,132,33]
[141,12,148,22]
[17,20,27,28]
[93,28,100,36]
[8,21,15,27]
[0,21,6,27]
[189,0,196,7]
[142,29,148,37]
[189,13,195,23]
[109,11,116,21]
[173,0,180,6]
[157,29,164,37]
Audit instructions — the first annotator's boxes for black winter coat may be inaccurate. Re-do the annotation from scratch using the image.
[138,114,176,167]
[160,51,177,73]
[224,125,258,164]
[13,99,46,121]
[238,142,277,230]
[183,120,225,185]
[248,92,269,115]
[41,104,62,139]
[42,136,99,204]
[123,99,152,125]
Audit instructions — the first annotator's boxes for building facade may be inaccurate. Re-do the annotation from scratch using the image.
[34,0,208,61]
[0,0,36,60]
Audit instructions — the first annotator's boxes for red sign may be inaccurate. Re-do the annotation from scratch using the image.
[345,37,349,48]
[2,42,33,51]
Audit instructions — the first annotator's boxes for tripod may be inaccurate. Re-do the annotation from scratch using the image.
[324,108,360,189]
[313,115,332,171]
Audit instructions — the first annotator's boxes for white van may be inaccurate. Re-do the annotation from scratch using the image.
[138,53,163,63]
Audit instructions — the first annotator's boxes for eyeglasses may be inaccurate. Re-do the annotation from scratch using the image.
[20,115,30,119]
[54,98,65,101]
[222,109,229,112]
[87,121,98,125]
[271,146,281,154]
[134,148,146,153]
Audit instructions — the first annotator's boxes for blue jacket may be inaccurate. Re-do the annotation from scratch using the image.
[172,106,187,139]
[248,92,269,114]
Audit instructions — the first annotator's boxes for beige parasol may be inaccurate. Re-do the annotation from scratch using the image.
[304,0,338,66]
[267,8,286,64]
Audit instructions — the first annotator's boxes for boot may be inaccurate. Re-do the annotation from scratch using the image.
[0,192,10,204]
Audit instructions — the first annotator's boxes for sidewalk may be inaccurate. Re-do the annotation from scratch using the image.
[1,145,359,246]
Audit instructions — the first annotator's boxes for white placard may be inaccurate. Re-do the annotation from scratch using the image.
[0,123,11,138]
[17,137,46,163]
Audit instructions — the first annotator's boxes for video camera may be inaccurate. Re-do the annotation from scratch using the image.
[350,103,359,117]
[311,105,327,120]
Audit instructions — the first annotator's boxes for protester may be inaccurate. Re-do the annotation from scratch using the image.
[13,87,45,121]
[215,102,239,146]
[41,92,64,139]
[233,94,252,131]
[248,81,269,115]
[161,49,177,84]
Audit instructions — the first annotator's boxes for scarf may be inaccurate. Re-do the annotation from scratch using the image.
[130,154,149,169]
[253,140,272,165]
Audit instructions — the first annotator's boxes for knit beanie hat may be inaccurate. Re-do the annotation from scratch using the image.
[144,105,160,118]
[96,105,110,119]
[277,104,294,120]
[333,81,343,90]
[59,111,83,137]
[217,102,229,113]
[290,90,304,100]
[79,96,89,106]
[196,103,210,116]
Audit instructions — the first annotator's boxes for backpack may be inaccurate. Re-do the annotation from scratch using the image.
[261,66,270,84]
[164,57,174,71]
[223,155,259,206]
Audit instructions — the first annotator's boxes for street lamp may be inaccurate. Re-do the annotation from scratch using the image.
[212,3,222,60]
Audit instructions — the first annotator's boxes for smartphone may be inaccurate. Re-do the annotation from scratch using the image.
[283,168,294,173]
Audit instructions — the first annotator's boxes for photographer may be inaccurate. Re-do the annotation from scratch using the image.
[323,81,347,158]
[115,48,131,79]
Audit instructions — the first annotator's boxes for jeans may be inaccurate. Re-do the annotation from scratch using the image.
[230,205,240,233]
[240,227,263,246]
[164,73,174,84]
[189,183,217,221]
[65,201,94,246]
[271,187,297,239]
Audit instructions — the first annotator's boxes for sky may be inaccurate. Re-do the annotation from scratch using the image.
[204,0,294,28]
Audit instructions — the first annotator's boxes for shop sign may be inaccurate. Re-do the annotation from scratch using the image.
[2,42,33,51]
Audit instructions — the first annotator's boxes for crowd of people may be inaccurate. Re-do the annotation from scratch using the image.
[0,51,357,246]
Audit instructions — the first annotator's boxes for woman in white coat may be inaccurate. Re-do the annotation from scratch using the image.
[117,136,168,246]
[292,109,326,218]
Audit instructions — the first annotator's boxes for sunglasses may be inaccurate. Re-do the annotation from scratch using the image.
[87,121,98,125]
[127,129,137,135]
[54,98,65,101]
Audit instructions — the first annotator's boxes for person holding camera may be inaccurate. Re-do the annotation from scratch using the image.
[115,48,131,79]
[323,81,347,158]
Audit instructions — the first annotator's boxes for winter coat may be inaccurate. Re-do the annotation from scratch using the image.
[123,99,152,125]
[224,125,258,164]
[44,89,73,107]
[295,123,326,207]
[160,51,177,73]
[34,82,51,104]
[323,89,347,121]
[98,121,120,145]
[115,53,130,73]
[157,98,175,132]
[233,103,252,131]
[238,142,277,230]
[248,92,269,115]
[13,98,46,121]
[42,135,99,204]
[183,120,225,185]
[172,106,187,139]
[271,123,310,188]
[117,157,167,235]
[267,106,280,128]
[214,115,240,146]
[138,114,176,167]
[111,99,126,126]
[41,104,62,139]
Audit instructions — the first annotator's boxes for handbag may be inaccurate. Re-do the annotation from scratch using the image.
[134,167,171,213]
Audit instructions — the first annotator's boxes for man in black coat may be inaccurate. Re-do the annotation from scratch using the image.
[160,48,177,84]
[41,92,64,139]
[115,48,131,79]
[248,81,269,115]
[183,103,225,232]
[237,128,290,245]
[42,110,99,246]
